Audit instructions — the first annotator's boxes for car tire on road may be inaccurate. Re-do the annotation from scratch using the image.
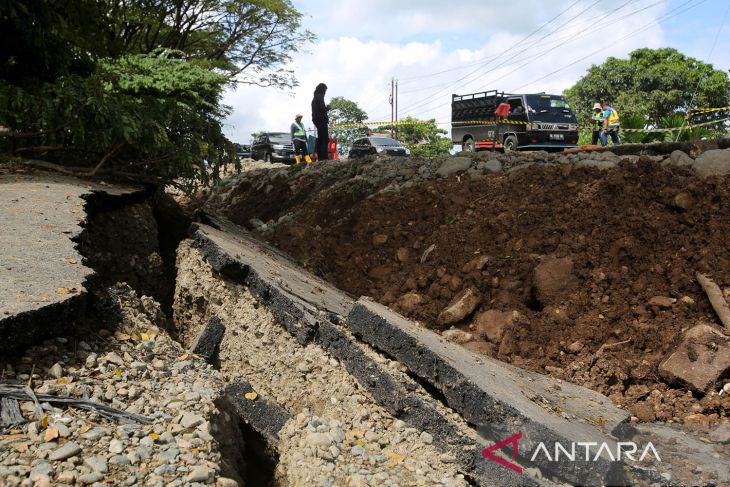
[503,135,518,153]
[264,152,271,163]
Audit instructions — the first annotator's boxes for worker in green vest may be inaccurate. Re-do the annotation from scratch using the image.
[291,114,312,164]
[590,102,604,145]
[600,101,621,146]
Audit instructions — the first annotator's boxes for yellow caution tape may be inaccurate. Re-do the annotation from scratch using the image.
[688,106,730,115]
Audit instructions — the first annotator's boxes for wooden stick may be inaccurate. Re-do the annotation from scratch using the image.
[696,272,730,330]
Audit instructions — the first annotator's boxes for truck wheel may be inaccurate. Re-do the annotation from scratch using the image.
[264,152,271,163]
[503,135,518,152]
[463,137,475,152]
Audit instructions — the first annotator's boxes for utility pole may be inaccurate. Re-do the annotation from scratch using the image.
[395,79,398,139]
[389,78,394,138]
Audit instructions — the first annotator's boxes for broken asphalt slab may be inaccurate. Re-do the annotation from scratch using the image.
[0,174,146,353]
[348,298,633,485]
[189,215,642,485]
[190,218,542,486]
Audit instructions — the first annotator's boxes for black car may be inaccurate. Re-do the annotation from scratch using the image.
[251,132,295,163]
[234,143,251,159]
[349,136,411,159]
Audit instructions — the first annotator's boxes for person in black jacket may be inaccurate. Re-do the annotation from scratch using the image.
[311,83,329,161]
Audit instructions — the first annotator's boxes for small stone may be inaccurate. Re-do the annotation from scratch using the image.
[437,287,481,325]
[77,472,104,484]
[186,466,210,482]
[372,234,388,246]
[54,423,71,438]
[81,428,106,441]
[109,439,124,454]
[84,455,108,473]
[57,471,75,483]
[103,352,124,366]
[648,296,676,308]
[351,445,366,456]
[305,432,332,447]
[49,442,82,461]
[30,462,52,477]
[179,412,204,429]
[419,432,434,444]
[47,363,63,379]
[441,328,473,344]
[109,454,131,466]
[85,353,98,368]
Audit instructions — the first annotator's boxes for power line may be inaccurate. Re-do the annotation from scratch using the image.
[510,0,708,92]
[406,0,703,119]
[396,0,584,83]
[395,0,605,116]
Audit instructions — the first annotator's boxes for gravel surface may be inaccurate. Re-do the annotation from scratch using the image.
[173,240,471,487]
[0,285,234,487]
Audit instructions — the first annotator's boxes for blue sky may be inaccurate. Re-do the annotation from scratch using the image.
[223,0,730,143]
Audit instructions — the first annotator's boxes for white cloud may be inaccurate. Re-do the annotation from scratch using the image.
[222,0,670,144]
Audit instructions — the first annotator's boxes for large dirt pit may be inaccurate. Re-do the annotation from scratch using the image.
[207,147,730,425]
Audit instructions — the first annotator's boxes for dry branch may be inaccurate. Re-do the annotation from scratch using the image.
[0,383,152,425]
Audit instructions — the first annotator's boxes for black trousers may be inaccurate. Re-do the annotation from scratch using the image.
[293,138,308,156]
[314,121,329,161]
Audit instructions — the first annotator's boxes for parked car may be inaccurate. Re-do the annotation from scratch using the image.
[348,136,411,159]
[251,132,295,163]
[234,143,251,159]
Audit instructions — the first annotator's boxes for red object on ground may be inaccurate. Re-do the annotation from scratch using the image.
[495,103,510,118]
[328,138,338,161]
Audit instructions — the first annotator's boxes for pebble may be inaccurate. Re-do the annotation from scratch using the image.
[186,466,211,482]
[48,363,63,379]
[419,432,434,444]
[109,439,124,454]
[180,412,204,429]
[84,455,108,473]
[49,442,82,461]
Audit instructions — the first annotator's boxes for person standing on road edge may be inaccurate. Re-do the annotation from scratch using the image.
[312,83,329,161]
[600,101,621,146]
[291,114,312,164]
[591,102,605,145]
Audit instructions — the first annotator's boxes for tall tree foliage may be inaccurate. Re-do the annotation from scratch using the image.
[0,0,313,185]
[328,96,368,148]
[564,48,730,132]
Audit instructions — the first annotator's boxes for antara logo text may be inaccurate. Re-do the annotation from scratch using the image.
[481,433,661,474]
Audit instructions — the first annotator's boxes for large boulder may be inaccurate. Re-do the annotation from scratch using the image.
[693,149,730,178]
[659,323,730,392]
[436,157,472,178]
[437,286,482,326]
[533,256,579,306]
[662,150,694,167]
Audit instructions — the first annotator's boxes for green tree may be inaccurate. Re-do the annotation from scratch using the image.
[564,48,730,131]
[377,117,453,157]
[328,96,368,148]
[0,0,314,186]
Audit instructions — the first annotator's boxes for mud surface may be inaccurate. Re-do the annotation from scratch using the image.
[215,156,730,423]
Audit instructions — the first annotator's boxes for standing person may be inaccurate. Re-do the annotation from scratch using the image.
[590,102,605,145]
[600,101,621,146]
[290,114,312,164]
[311,83,329,161]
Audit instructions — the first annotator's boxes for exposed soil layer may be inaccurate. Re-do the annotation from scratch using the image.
[219,157,730,422]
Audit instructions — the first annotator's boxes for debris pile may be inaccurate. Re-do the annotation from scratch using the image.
[211,146,730,423]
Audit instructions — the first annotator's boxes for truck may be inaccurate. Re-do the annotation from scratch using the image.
[451,90,579,152]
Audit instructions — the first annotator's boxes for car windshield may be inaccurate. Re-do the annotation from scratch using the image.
[268,134,291,143]
[525,95,577,123]
[369,137,400,146]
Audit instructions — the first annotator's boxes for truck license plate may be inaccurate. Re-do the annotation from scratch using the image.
[549,134,564,140]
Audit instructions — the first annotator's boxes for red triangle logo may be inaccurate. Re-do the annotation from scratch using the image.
[482,432,523,474]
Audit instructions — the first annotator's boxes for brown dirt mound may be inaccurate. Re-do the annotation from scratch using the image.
[223,158,730,423]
